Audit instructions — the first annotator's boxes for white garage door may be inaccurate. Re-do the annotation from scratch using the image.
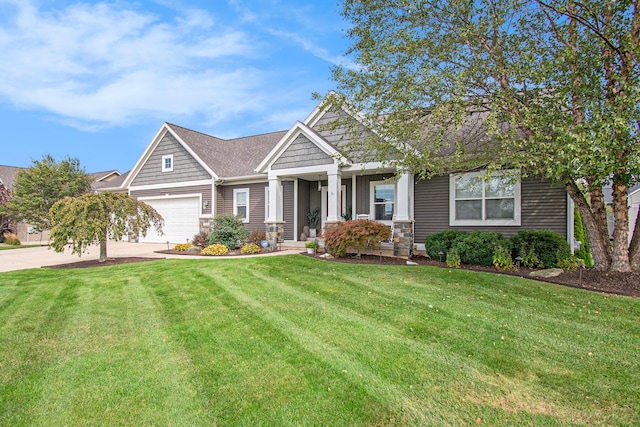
[140,197,200,243]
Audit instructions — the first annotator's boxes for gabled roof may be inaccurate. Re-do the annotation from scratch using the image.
[168,124,287,178]
[255,121,349,173]
[0,165,24,190]
[89,170,120,183]
[92,171,129,191]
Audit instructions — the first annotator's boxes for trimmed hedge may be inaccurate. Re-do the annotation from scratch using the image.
[208,214,249,250]
[424,230,467,260]
[454,230,508,266]
[509,229,571,268]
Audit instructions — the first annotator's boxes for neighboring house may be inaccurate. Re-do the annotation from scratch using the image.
[108,96,574,257]
[0,165,122,243]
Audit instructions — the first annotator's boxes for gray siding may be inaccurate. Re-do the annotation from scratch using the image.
[414,175,568,244]
[312,109,376,163]
[130,184,212,215]
[272,134,333,170]
[216,181,294,239]
[131,131,211,186]
[355,174,395,216]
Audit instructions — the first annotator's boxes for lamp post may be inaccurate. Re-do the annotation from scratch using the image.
[438,251,444,263]
[515,256,523,272]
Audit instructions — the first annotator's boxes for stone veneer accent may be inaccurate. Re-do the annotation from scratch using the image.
[393,220,414,258]
[265,221,285,250]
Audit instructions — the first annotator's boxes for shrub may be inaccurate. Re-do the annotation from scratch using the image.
[240,243,262,254]
[446,249,461,268]
[574,210,594,268]
[208,214,249,250]
[557,255,580,271]
[2,232,20,246]
[201,243,229,256]
[424,230,467,259]
[493,245,514,270]
[453,230,508,266]
[191,230,209,248]
[173,243,194,252]
[519,243,544,268]
[247,230,267,246]
[509,229,571,268]
[323,220,392,257]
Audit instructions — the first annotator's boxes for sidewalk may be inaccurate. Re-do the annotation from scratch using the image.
[0,241,300,273]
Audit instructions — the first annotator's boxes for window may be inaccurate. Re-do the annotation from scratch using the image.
[370,181,395,224]
[234,188,249,223]
[162,155,173,172]
[450,170,521,226]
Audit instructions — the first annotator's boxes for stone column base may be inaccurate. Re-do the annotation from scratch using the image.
[264,221,285,250]
[393,220,414,258]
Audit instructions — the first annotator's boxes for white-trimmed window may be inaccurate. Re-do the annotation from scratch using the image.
[449,170,521,226]
[234,188,249,223]
[370,181,395,224]
[162,155,173,172]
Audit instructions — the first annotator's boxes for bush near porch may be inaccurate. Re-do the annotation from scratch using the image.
[324,219,392,257]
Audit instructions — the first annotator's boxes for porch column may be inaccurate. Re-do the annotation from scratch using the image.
[326,168,342,223]
[267,176,283,222]
[394,173,412,221]
[265,174,285,247]
[393,173,414,258]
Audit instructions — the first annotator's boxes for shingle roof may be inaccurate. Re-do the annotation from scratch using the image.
[167,123,287,178]
[89,170,120,182]
[91,171,129,191]
[0,165,25,190]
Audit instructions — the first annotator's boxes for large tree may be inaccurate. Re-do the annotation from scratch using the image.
[49,192,163,262]
[328,0,639,273]
[1,155,93,230]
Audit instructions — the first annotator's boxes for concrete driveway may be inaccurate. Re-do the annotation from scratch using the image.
[0,241,300,273]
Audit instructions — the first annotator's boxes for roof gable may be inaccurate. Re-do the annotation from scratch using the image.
[255,121,349,173]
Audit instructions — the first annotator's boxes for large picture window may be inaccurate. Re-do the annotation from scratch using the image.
[233,188,249,223]
[370,181,395,224]
[449,171,521,226]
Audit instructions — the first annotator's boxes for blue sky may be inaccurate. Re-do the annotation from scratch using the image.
[0,0,352,173]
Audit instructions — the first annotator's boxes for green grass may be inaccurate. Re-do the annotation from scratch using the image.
[1,256,638,426]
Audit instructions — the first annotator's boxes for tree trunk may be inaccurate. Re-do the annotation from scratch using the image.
[610,181,632,272]
[629,204,640,271]
[589,186,612,264]
[566,182,611,271]
[99,227,108,262]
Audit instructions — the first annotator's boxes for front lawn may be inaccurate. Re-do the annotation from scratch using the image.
[1,256,638,426]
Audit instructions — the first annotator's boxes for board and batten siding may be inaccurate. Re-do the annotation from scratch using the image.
[414,175,568,244]
[216,182,295,239]
[131,131,211,186]
[130,184,212,215]
[272,134,333,170]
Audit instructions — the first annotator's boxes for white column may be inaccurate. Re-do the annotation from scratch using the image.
[267,176,283,222]
[326,169,342,222]
[394,173,412,221]
[351,174,357,219]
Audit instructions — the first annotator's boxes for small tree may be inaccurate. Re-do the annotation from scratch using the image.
[2,155,92,230]
[323,219,392,257]
[49,192,163,261]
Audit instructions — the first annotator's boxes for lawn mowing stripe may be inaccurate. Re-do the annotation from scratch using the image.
[223,264,594,425]
[0,270,210,426]
[197,268,450,426]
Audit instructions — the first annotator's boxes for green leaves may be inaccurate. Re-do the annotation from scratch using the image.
[49,192,163,260]
[2,155,92,229]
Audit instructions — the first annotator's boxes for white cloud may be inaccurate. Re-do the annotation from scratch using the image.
[0,0,262,128]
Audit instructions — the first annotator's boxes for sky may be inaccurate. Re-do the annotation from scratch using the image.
[0,0,352,173]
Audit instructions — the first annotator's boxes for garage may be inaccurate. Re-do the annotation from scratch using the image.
[139,197,200,243]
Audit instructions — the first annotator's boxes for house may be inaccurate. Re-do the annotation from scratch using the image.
[109,96,573,257]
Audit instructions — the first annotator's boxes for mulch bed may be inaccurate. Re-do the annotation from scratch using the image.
[44,251,639,298]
